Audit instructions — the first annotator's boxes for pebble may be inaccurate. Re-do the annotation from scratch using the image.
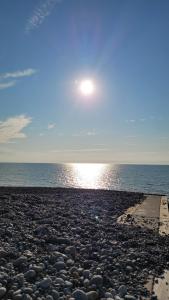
[105,292,113,298]
[46,296,54,300]
[86,291,98,300]
[38,277,52,289]
[51,289,60,299]
[24,269,36,280]
[72,289,88,300]
[83,279,90,287]
[55,262,66,271]
[0,287,6,298]
[55,278,65,285]
[91,275,103,287]
[24,295,33,300]
[124,296,136,300]
[14,256,27,267]
[83,270,90,279]
[65,246,76,257]
[118,285,127,297]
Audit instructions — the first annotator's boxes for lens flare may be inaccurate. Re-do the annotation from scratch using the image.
[79,79,95,96]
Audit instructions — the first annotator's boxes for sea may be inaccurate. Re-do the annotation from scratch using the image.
[0,163,169,196]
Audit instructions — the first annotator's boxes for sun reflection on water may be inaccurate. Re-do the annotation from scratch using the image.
[70,163,108,189]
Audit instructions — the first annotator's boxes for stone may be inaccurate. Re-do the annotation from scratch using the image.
[118,285,127,297]
[24,295,33,300]
[65,281,73,288]
[24,269,36,280]
[65,246,76,257]
[72,289,88,300]
[46,296,54,300]
[105,292,113,298]
[55,262,66,271]
[12,294,23,300]
[38,277,52,289]
[83,270,90,279]
[22,288,33,294]
[0,287,6,298]
[51,289,60,299]
[66,259,74,266]
[124,296,136,300]
[83,279,90,287]
[86,291,98,300]
[14,256,27,267]
[32,264,44,273]
[55,278,65,285]
[91,275,103,287]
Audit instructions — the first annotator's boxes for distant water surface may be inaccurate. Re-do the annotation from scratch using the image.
[0,163,169,196]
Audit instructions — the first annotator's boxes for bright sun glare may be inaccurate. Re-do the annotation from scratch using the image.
[79,79,95,96]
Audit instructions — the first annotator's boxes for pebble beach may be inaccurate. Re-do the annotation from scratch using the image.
[0,187,169,300]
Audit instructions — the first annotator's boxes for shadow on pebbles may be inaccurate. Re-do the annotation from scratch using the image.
[0,187,168,300]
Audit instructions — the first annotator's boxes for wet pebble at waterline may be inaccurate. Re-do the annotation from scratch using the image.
[0,187,168,300]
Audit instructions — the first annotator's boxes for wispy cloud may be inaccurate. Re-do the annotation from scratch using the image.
[126,118,146,123]
[51,148,109,153]
[72,130,97,137]
[26,0,62,33]
[48,123,56,129]
[126,119,136,123]
[0,81,16,90]
[0,115,32,143]
[0,69,37,80]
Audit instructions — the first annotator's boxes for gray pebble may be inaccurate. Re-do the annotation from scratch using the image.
[51,289,59,299]
[65,280,73,288]
[118,285,127,297]
[14,256,27,267]
[46,296,54,300]
[86,291,98,300]
[83,270,90,279]
[65,246,76,257]
[24,269,36,280]
[0,287,6,298]
[55,262,66,271]
[55,278,65,285]
[83,279,90,287]
[24,295,33,300]
[105,292,113,298]
[72,289,88,300]
[38,277,52,289]
[124,296,136,300]
[91,275,103,287]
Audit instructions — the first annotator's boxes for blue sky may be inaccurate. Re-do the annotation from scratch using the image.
[0,0,169,164]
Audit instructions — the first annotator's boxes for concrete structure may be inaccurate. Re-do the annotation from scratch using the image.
[118,194,169,300]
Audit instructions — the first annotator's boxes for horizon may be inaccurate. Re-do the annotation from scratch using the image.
[0,0,169,164]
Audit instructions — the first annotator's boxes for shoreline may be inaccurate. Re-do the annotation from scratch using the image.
[0,187,169,299]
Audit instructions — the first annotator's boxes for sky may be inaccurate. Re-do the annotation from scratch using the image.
[0,0,169,164]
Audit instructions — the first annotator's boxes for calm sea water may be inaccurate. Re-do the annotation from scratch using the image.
[0,163,169,196]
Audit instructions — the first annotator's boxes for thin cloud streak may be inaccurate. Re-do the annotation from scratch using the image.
[48,123,56,129]
[26,0,62,33]
[51,148,109,153]
[0,115,32,143]
[0,69,37,80]
[0,81,16,90]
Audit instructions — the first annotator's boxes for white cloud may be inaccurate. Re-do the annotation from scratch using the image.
[72,130,97,137]
[0,81,16,90]
[0,115,32,143]
[51,148,109,153]
[48,123,56,129]
[26,0,62,33]
[0,69,37,80]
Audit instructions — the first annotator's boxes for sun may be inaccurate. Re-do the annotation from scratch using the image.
[79,79,95,96]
